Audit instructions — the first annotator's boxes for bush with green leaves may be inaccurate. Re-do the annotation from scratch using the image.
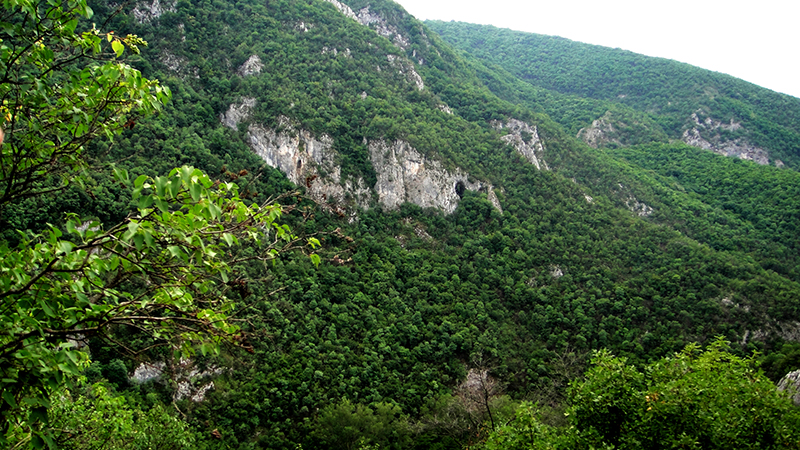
[480,339,800,449]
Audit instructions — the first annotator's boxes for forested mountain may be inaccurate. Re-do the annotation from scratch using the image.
[2,0,800,448]
[427,21,800,170]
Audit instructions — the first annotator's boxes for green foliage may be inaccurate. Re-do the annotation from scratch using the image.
[4,0,797,448]
[0,0,169,209]
[0,0,318,445]
[481,340,800,449]
[45,382,196,450]
[427,21,800,168]
[312,399,411,450]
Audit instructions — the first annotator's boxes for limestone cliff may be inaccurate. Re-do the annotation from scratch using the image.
[133,0,175,23]
[221,101,500,215]
[682,112,771,165]
[492,119,548,170]
[576,110,668,148]
[778,370,800,406]
[369,140,497,214]
[324,0,411,51]
[246,119,372,214]
[577,112,621,149]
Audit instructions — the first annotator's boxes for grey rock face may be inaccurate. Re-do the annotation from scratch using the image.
[682,112,770,165]
[247,117,371,212]
[238,55,264,77]
[226,110,501,215]
[323,1,412,51]
[131,362,165,383]
[369,140,489,214]
[323,0,358,20]
[220,97,256,130]
[492,119,547,170]
[386,55,424,91]
[133,0,175,23]
[577,112,622,148]
[778,370,800,405]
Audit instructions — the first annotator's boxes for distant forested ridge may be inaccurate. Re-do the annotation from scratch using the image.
[427,20,800,169]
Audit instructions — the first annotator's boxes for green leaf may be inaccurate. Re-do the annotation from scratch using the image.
[2,391,18,408]
[134,174,148,189]
[190,181,202,202]
[168,176,181,198]
[222,233,237,247]
[111,40,124,57]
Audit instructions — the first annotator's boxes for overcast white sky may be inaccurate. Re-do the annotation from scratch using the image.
[395,0,800,99]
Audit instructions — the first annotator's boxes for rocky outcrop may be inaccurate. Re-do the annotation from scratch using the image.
[741,321,800,345]
[354,6,410,50]
[369,140,496,214]
[492,119,547,170]
[323,0,358,20]
[577,112,622,148]
[778,370,800,405]
[223,103,500,215]
[682,112,770,165]
[386,55,423,90]
[130,359,221,402]
[160,50,198,79]
[324,1,411,50]
[246,118,372,212]
[131,362,165,383]
[237,55,263,77]
[133,0,175,23]
[626,195,654,217]
[220,97,255,130]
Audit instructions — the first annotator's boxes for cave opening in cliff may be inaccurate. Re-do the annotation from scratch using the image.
[297,159,302,170]
[455,181,465,199]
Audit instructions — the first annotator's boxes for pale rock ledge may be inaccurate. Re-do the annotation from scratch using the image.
[492,119,548,170]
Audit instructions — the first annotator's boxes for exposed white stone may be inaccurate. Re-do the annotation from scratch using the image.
[324,1,411,50]
[191,382,215,402]
[550,266,564,278]
[438,104,453,115]
[487,188,503,213]
[246,117,371,211]
[741,321,800,345]
[778,370,800,405]
[237,55,263,77]
[131,362,165,383]
[387,55,424,90]
[323,0,358,20]
[160,51,198,78]
[682,112,770,165]
[133,0,175,23]
[492,119,547,170]
[583,194,594,204]
[220,97,256,130]
[241,118,500,215]
[626,195,654,217]
[369,140,490,214]
[577,112,622,149]
[355,6,410,50]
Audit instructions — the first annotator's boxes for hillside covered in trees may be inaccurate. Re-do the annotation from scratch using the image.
[2,0,799,448]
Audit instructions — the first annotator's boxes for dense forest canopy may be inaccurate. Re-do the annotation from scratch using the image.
[426,20,800,170]
[2,0,799,448]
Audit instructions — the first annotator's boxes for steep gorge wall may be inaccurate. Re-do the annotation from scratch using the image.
[222,100,501,214]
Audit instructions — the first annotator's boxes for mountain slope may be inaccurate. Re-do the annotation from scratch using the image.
[38,1,800,448]
[426,21,800,169]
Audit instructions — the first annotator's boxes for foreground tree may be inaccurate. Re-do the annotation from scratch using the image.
[481,339,800,449]
[0,0,318,446]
